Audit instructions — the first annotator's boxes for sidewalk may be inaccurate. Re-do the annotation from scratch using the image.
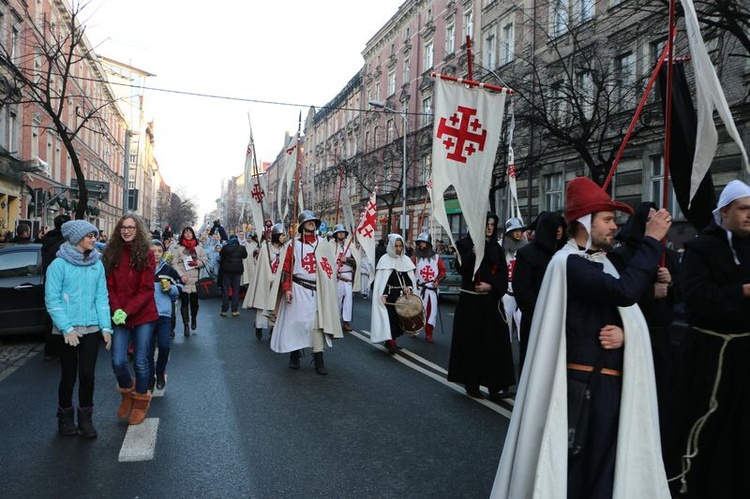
[0,339,43,383]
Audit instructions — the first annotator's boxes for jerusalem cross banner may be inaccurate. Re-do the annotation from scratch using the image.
[430,78,508,275]
[355,190,378,270]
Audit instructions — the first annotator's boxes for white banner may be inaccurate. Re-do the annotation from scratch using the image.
[340,182,356,236]
[277,134,298,224]
[430,79,508,275]
[355,190,378,269]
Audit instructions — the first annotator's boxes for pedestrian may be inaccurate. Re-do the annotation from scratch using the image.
[270,210,342,375]
[39,213,72,361]
[412,232,446,343]
[45,220,112,438]
[671,180,750,498]
[240,231,259,292]
[447,213,514,400]
[501,217,527,351]
[170,226,208,336]
[375,238,387,265]
[149,240,181,391]
[512,211,566,373]
[243,223,288,341]
[370,233,418,354]
[219,234,248,317]
[10,222,32,243]
[209,218,228,241]
[331,223,359,332]
[492,177,671,498]
[359,244,372,299]
[102,214,159,426]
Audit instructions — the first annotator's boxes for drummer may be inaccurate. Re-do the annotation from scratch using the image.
[369,234,418,354]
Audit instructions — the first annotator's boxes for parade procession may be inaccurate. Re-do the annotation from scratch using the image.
[1,0,749,497]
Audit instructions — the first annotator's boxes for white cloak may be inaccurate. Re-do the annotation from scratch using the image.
[243,240,288,316]
[369,255,417,344]
[491,241,669,499]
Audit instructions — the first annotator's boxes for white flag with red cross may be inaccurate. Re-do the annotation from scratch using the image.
[355,190,378,268]
[430,78,508,275]
[277,134,297,224]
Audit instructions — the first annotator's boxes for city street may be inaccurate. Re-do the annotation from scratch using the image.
[1,295,515,498]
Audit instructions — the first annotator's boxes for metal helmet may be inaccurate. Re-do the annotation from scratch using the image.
[271,223,285,236]
[297,210,321,232]
[505,217,525,233]
[416,232,432,245]
[332,224,348,236]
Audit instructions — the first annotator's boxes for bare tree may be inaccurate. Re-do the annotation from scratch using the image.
[0,1,122,219]
[168,192,198,233]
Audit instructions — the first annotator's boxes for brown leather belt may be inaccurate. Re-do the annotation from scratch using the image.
[567,363,622,377]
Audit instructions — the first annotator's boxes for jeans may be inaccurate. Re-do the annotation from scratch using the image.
[111,322,155,394]
[221,273,242,312]
[57,333,100,408]
[149,316,172,380]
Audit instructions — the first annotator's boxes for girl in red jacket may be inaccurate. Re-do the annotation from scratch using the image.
[102,214,159,425]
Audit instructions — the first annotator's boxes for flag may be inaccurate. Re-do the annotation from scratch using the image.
[430,78,508,275]
[506,104,523,222]
[340,182,356,236]
[277,134,297,224]
[657,63,714,231]
[679,0,750,205]
[355,190,378,269]
[243,118,267,235]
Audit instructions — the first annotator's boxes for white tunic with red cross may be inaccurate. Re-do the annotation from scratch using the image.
[416,256,440,327]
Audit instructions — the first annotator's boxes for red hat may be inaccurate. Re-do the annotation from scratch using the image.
[564,177,634,223]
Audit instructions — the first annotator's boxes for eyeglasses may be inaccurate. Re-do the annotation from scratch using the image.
[84,232,98,239]
[120,226,137,232]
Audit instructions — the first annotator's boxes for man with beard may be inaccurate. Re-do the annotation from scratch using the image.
[411,232,446,343]
[330,224,359,332]
[502,217,527,348]
[447,214,514,400]
[492,177,671,499]
[673,180,750,498]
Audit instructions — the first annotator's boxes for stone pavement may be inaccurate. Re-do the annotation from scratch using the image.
[0,338,43,383]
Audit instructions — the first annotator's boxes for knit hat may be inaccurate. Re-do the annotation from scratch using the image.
[712,180,750,226]
[564,177,634,223]
[61,220,99,246]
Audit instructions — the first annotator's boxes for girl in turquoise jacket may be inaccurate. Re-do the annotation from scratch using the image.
[44,220,112,439]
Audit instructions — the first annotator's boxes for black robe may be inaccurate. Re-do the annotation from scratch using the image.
[383,269,413,340]
[447,235,514,393]
[673,222,750,498]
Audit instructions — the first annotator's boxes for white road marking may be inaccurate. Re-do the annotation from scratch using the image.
[354,330,512,419]
[118,418,159,462]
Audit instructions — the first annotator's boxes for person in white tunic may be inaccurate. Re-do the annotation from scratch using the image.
[330,224,359,331]
[411,232,446,343]
[243,223,288,341]
[501,217,526,346]
[358,243,372,299]
[270,211,343,375]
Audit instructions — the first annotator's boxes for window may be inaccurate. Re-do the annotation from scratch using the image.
[388,70,396,96]
[577,71,594,119]
[403,57,410,87]
[501,20,514,64]
[649,38,667,66]
[463,9,474,40]
[420,155,432,185]
[446,18,455,54]
[544,172,564,212]
[424,39,434,69]
[578,0,594,23]
[405,27,410,41]
[374,126,379,148]
[649,155,684,219]
[0,251,40,278]
[615,52,636,109]
[551,0,569,37]
[550,82,566,124]
[390,43,395,56]
[422,96,433,126]
[387,118,395,142]
[485,33,496,69]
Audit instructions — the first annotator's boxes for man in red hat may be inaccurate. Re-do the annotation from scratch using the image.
[492,177,673,498]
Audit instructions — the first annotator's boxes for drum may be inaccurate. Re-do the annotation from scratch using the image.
[394,294,425,335]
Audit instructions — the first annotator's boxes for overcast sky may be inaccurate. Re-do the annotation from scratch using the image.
[83,0,404,218]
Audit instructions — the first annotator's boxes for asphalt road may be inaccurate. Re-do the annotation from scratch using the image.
[1,295,515,498]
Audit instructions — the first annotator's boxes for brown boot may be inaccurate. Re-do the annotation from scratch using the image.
[128,392,152,425]
[116,383,135,421]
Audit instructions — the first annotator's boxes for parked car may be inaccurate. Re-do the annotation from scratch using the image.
[437,254,461,297]
[0,243,50,336]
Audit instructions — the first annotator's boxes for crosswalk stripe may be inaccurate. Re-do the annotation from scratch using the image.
[118,418,159,462]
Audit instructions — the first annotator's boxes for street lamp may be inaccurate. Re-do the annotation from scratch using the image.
[369,99,408,241]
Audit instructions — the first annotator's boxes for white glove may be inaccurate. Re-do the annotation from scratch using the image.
[102,331,112,351]
[63,328,82,347]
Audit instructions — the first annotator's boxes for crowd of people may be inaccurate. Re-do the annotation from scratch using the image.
[6,175,747,497]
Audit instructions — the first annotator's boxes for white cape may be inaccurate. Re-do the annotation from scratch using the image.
[491,241,669,499]
[369,255,417,344]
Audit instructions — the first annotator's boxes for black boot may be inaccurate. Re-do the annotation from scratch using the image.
[57,407,77,436]
[181,308,190,337]
[77,406,97,439]
[289,350,300,370]
[313,351,328,376]
[255,328,262,341]
[191,313,197,331]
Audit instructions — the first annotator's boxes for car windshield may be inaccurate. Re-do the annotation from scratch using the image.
[0,251,39,278]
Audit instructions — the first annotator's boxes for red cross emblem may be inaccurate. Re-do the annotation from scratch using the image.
[420,265,436,282]
[320,257,333,279]
[301,253,317,274]
[436,106,487,163]
[357,201,377,238]
[271,257,279,274]
[507,259,516,282]
[246,146,253,156]
[509,163,516,179]
[251,183,265,203]
[426,178,433,190]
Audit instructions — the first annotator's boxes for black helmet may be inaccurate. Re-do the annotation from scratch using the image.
[271,223,285,236]
[416,232,432,245]
[297,210,321,232]
[332,224,348,237]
